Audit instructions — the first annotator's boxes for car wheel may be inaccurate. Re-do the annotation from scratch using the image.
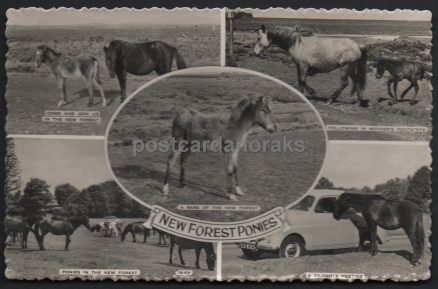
[241,248,263,260]
[279,236,305,258]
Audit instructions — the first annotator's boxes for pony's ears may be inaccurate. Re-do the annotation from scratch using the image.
[260,25,266,33]
[256,95,268,105]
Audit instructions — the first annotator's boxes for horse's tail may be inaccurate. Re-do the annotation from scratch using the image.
[91,57,101,82]
[170,46,188,70]
[416,213,425,258]
[356,45,368,93]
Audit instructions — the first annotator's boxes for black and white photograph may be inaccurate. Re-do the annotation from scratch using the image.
[106,66,327,222]
[4,137,218,280]
[226,9,432,141]
[222,141,431,281]
[6,8,222,135]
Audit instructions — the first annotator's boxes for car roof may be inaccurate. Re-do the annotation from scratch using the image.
[307,189,345,197]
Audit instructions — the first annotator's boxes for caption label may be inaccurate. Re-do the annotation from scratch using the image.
[42,111,101,123]
[177,204,261,211]
[326,125,428,133]
[143,206,285,242]
[59,269,140,276]
[305,272,367,281]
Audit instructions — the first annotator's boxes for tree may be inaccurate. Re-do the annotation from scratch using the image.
[55,183,79,207]
[315,177,335,189]
[406,166,431,211]
[18,178,52,224]
[372,177,408,200]
[5,138,22,207]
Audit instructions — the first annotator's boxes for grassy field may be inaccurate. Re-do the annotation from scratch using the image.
[222,237,431,281]
[5,24,220,135]
[227,20,432,141]
[108,73,326,222]
[5,218,217,280]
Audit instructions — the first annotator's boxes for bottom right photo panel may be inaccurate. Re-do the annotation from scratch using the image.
[222,141,431,281]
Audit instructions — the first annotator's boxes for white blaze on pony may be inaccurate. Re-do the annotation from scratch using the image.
[35,45,107,107]
[254,25,368,105]
[162,95,278,201]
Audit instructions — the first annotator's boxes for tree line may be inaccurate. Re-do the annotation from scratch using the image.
[315,165,431,212]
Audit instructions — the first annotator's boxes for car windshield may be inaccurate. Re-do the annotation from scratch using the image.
[289,195,315,211]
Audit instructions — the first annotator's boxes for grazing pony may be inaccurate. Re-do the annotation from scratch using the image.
[333,192,424,265]
[163,96,278,201]
[35,45,106,107]
[34,215,91,251]
[5,215,30,249]
[121,221,150,243]
[104,40,187,102]
[169,235,216,271]
[375,58,428,103]
[254,25,368,105]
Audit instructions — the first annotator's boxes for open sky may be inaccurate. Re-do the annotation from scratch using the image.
[246,8,431,21]
[322,142,430,189]
[7,8,221,26]
[14,138,112,192]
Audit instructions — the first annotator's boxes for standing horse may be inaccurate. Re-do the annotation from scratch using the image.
[375,58,427,103]
[34,215,91,251]
[35,45,107,107]
[169,235,216,271]
[254,25,368,105]
[104,40,187,102]
[333,192,424,265]
[162,96,278,201]
[5,215,30,249]
[121,221,150,243]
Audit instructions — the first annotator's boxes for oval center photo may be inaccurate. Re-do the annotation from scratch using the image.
[106,66,327,222]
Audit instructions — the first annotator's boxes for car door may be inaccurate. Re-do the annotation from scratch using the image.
[307,196,358,249]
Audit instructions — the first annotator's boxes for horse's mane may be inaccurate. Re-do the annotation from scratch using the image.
[267,26,309,50]
[37,45,60,56]
[229,97,255,123]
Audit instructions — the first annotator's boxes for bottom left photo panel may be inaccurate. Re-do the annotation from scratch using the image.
[4,137,219,280]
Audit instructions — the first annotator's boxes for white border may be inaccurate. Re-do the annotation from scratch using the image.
[7,134,105,140]
[220,8,226,66]
[104,66,329,220]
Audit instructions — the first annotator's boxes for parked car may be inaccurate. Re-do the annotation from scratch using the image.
[240,189,408,259]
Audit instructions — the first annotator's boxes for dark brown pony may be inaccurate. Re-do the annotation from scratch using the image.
[104,40,187,102]
[34,215,91,251]
[169,235,216,271]
[35,45,106,107]
[5,215,30,249]
[121,221,150,243]
[375,58,428,103]
[333,192,424,265]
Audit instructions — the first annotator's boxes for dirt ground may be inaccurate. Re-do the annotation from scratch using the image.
[227,32,432,141]
[221,237,430,281]
[108,73,326,222]
[5,219,217,280]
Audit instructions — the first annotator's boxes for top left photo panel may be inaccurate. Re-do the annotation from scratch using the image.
[6,8,223,136]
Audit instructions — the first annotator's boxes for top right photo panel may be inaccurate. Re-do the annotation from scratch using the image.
[226,9,432,141]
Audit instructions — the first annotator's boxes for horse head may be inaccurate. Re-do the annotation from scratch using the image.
[35,45,50,68]
[333,193,353,220]
[71,215,91,230]
[253,96,278,133]
[104,41,124,78]
[254,25,270,56]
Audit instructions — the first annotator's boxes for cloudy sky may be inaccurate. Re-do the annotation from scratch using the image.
[14,138,112,192]
[322,142,430,188]
[7,8,221,26]
[246,8,431,21]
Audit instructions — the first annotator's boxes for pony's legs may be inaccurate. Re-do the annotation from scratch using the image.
[116,70,127,102]
[297,64,317,98]
[178,246,185,265]
[87,81,94,107]
[169,237,174,264]
[57,77,67,107]
[131,230,136,242]
[178,150,191,187]
[328,65,350,104]
[296,64,304,93]
[386,77,396,99]
[65,234,71,251]
[404,226,420,265]
[22,230,29,249]
[393,81,399,100]
[195,247,201,269]
[225,152,239,201]
[364,218,378,256]
[143,230,148,243]
[163,148,182,197]
[92,77,107,107]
